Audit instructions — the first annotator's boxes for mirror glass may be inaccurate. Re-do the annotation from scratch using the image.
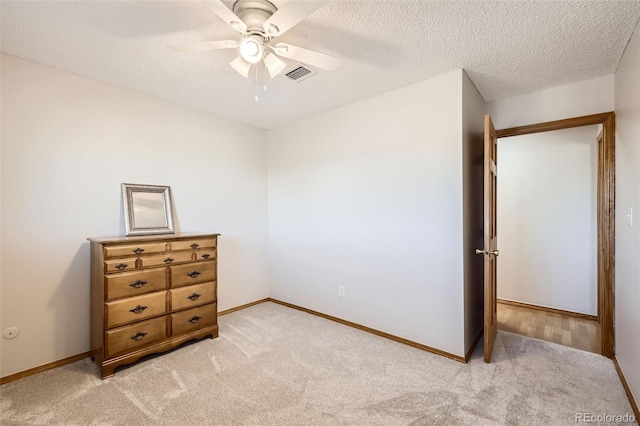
[132,191,168,228]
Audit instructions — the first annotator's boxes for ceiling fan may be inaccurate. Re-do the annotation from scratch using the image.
[169,0,340,79]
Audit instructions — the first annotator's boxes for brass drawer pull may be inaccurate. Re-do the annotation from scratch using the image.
[187,293,201,301]
[129,280,148,289]
[133,248,145,254]
[187,270,201,278]
[190,243,199,249]
[130,331,148,341]
[129,305,148,314]
[188,316,202,324]
[201,254,211,259]
[164,258,174,264]
[115,263,129,270]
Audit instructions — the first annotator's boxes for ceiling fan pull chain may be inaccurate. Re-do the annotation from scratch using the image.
[254,65,259,102]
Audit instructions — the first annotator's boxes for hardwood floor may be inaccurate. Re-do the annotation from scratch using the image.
[497,301,601,354]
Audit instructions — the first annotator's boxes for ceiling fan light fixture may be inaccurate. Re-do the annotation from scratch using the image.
[264,52,286,77]
[240,35,264,64]
[230,55,251,78]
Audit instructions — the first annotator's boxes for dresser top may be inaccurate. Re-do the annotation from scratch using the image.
[87,232,219,244]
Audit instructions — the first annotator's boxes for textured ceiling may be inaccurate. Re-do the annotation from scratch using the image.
[2,1,640,129]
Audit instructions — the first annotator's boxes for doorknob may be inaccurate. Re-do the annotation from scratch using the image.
[475,249,499,256]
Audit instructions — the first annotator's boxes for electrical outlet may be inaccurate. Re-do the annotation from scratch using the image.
[338,285,345,298]
[3,327,19,340]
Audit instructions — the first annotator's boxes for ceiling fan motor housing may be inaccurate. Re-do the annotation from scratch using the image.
[233,0,277,32]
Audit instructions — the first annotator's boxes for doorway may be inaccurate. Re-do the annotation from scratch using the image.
[483,112,615,360]
[497,301,601,353]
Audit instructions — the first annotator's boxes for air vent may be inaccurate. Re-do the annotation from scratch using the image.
[285,64,318,83]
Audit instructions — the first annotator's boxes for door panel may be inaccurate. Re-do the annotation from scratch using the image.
[483,114,498,363]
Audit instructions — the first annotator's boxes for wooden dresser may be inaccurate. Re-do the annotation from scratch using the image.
[87,233,219,379]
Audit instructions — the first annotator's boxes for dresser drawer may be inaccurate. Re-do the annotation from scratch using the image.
[194,247,216,262]
[171,304,217,336]
[105,316,167,358]
[104,242,166,258]
[170,281,216,311]
[139,251,192,268]
[104,258,137,274]
[171,261,216,288]
[105,291,167,328]
[105,268,167,301]
[170,238,216,252]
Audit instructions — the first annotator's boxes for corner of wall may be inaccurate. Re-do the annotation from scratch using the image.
[461,71,486,353]
[266,71,471,358]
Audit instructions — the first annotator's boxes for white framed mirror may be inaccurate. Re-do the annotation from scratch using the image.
[122,183,175,236]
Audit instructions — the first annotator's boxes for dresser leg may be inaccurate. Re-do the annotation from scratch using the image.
[101,365,115,380]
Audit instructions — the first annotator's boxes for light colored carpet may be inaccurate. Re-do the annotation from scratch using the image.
[0,302,635,425]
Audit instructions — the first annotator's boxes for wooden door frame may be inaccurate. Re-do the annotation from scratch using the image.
[495,112,615,358]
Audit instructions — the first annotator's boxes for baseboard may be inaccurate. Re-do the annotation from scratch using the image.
[1,298,272,385]
[0,296,469,385]
[218,298,270,316]
[613,356,640,421]
[497,298,598,321]
[0,351,91,385]
[267,298,467,363]
[465,329,483,362]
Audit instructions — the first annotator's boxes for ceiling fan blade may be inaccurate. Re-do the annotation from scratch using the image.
[168,40,239,53]
[264,52,287,77]
[263,0,329,37]
[204,0,247,33]
[272,42,340,71]
[230,55,251,78]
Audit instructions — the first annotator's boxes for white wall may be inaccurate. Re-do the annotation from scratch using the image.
[496,127,598,315]
[614,21,640,410]
[487,75,615,129]
[462,72,485,351]
[268,70,467,357]
[0,54,270,377]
